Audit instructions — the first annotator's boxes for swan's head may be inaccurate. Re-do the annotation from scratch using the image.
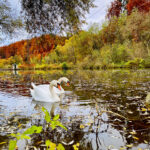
[50,80,61,90]
[58,77,70,86]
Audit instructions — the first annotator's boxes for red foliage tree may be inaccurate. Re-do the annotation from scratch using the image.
[107,0,122,19]
[107,0,150,18]
[127,0,150,14]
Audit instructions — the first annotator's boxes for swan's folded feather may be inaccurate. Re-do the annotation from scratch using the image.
[30,83,60,102]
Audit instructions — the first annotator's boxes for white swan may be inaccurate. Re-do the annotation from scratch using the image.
[33,77,70,97]
[54,77,70,96]
[30,80,61,102]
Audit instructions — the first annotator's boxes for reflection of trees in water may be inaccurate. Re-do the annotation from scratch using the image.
[0,70,72,97]
[29,101,124,149]
[94,100,150,148]
[0,70,150,149]
[71,70,150,146]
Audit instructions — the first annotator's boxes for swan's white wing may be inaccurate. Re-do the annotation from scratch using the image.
[34,84,65,96]
[31,85,54,102]
[36,84,49,90]
[37,85,64,96]
[30,83,61,102]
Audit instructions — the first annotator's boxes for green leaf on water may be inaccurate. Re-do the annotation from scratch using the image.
[9,133,21,140]
[23,125,42,135]
[0,142,6,145]
[9,133,17,138]
[126,144,133,148]
[46,140,51,149]
[120,147,125,150]
[42,107,51,123]
[57,143,65,150]
[132,136,139,140]
[144,140,148,144]
[46,140,56,150]
[9,140,17,150]
[50,122,56,130]
[80,124,85,129]
[53,114,60,121]
[50,119,67,130]
[20,135,31,140]
[56,121,67,130]
[9,133,20,138]
[73,143,80,150]
[141,108,147,112]
[42,107,67,131]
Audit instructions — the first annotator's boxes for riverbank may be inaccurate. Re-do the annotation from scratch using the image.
[1,58,150,70]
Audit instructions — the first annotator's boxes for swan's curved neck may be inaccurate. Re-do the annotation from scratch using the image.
[49,85,60,101]
[58,78,63,83]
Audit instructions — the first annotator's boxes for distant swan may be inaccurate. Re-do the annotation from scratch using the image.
[54,77,70,96]
[30,80,61,102]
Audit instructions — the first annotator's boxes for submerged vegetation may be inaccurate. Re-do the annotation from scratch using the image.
[9,107,66,150]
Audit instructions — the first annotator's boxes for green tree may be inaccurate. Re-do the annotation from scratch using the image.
[0,1,22,37]
[21,0,95,34]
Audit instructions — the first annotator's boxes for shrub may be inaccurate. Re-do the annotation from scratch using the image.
[124,58,144,68]
[143,57,150,68]
[9,55,23,65]
[18,64,35,70]
[111,43,129,63]
[61,62,68,70]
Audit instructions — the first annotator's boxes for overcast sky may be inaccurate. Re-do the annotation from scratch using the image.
[0,0,113,46]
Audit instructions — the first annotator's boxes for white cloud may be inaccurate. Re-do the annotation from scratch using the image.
[83,0,113,29]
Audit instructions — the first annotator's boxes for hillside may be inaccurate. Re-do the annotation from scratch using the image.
[0,34,66,62]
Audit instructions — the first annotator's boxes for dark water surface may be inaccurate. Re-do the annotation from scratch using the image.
[0,69,150,150]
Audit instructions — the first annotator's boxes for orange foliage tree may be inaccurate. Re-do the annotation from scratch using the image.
[0,34,66,63]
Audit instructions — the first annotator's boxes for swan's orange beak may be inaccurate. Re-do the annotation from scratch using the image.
[67,81,70,86]
[57,84,61,91]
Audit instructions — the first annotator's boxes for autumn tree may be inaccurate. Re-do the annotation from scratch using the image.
[127,0,150,14]
[34,35,54,63]
[107,0,128,19]
[107,0,150,19]
[107,0,122,19]
[21,0,94,63]
[0,34,65,62]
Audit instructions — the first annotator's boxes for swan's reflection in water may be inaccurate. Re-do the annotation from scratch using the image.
[145,92,150,106]
[32,100,60,117]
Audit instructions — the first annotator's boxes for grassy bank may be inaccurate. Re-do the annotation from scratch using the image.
[1,58,150,70]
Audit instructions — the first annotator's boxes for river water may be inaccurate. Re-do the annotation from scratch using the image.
[0,69,150,150]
